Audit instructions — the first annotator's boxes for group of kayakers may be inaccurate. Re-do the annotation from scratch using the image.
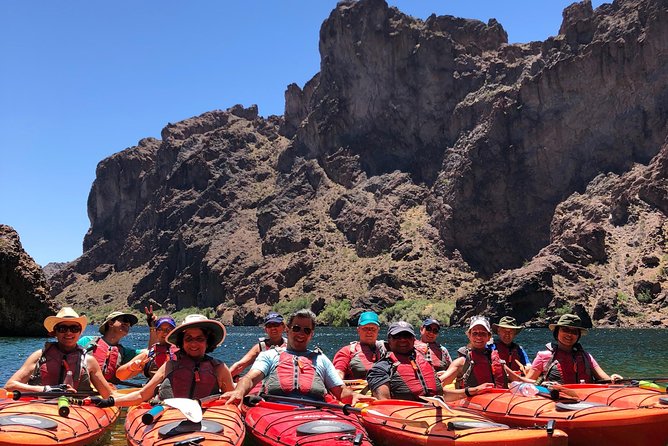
[4,305,624,410]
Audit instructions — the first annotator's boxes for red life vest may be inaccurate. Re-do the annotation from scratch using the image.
[414,340,451,371]
[85,337,121,381]
[29,342,91,391]
[542,342,594,384]
[457,347,508,389]
[386,351,441,401]
[143,343,179,377]
[494,342,525,373]
[345,341,386,379]
[262,350,327,401]
[258,336,287,352]
[163,353,221,399]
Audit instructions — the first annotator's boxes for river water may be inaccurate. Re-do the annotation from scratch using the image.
[1,325,666,445]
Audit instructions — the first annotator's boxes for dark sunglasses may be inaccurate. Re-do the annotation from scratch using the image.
[114,316,135,324]
[390,332,414,340]
[289,325,312,335]
[424,326,440,334]
[55,325,82,333]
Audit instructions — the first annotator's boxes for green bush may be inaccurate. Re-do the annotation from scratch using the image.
[317,299,351,327]
[170,306,215,323]
[636,289,654,304]
[554,305,573,316]
[536,307,547,319]
[273,295,315,319]
[380,299,454,327]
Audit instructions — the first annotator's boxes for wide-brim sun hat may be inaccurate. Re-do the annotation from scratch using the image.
[44,307,88,334]
[99,311,139,334]
[492,316,523,333]
[549,313,588,335]
[166,314,226,347]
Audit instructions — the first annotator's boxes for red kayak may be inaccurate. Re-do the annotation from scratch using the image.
[243,398,373,446]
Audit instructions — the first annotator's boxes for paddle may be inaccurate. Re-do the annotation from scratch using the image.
[142,404,166,424]
[249,393,429,428]
[419,395,455,414]
[163,398,203,423]
[0,389,97,400]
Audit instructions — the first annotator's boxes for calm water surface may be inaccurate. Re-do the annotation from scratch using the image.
[1,325,666,445]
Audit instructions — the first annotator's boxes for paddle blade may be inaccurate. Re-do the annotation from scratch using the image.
[419,396,455,414]
[164,398,203,423]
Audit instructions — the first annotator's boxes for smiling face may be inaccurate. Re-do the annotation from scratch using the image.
[155,322,174,344]
[105,316,133,338]
[467,326,492,349]
[181,327,208,359]
[496,327,518,345]
[388,331,415,355]
[54,323,83,351]
[420,324,440,343]
[357,324,380,345]
[286,316,314,352]
[264,322,285,342]
[555,326,581,350]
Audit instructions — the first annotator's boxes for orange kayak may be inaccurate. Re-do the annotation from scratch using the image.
[449,388,668,446]
[359,399,568,445]
[561,383,668,409]
[0,395,119,446]
[125,399,245,445]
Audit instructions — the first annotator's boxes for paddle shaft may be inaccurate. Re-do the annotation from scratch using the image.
[0,389,97,400]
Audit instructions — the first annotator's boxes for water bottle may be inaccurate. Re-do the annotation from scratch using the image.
[510,381,539,397]
[63,370,74,388]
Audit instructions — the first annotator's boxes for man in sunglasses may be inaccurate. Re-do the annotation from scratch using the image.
[78,311,143,383]
[224,309,355,405]
[5,307,117,399]
[367,321,491,401]
[414,318,452,372]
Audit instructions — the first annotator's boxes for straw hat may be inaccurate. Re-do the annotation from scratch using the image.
[44,307,88,334]
[548,313,588,336]
[166,314,226,351]
[492,316,524,333]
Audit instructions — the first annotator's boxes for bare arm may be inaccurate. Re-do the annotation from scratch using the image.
[223,368,265,406]
[524,367,542,381]
[437,357,465,385]
[111,363,167,406]
[592,364,622,382]
[5,350,46,392]
[115,350,149,381]
[228,344,261,378]
[328,384,353,404]
[216,363,235,394]
[87,356,115,398]
[442,382,494,402]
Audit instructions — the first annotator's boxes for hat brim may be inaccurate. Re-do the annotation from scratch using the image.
[44,316,88,334]
[167,320,227,347]
[388,329,415,337]
[492,323,523,333]
[549,323,588,335]
[98,312,139,334]
[264,319,284,325]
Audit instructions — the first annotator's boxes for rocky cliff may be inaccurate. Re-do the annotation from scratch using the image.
[0,225,56,336]
[51,0,668,328]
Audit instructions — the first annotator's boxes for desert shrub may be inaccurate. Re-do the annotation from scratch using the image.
[317,299,351,327]
[273,295,315,319]
[380,299,454,327]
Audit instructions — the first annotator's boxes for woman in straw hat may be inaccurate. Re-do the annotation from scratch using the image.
[5,307,116,398]
[491,316,531,375]
[97,314,234,407]
[525,313,623,384]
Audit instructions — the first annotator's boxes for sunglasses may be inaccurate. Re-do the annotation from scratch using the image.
[289,325,312,335]
[390,332,414,340]
[424,326,440,334]
[113,316,135,324]
[55,325,82,333]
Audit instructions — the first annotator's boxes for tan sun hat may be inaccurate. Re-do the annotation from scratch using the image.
[548,313,588,336]
[98,311,139,334]
[166,314,226,352]
[492,316,524,333]
[44,307,88,334]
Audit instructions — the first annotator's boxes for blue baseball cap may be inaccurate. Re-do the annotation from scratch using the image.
[422,318,441,327]
[155,316,176,329]
[358,311,380,326]
[264,312,284,325]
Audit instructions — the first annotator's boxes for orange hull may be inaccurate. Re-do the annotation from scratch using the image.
[359,399,568,446]
[449,389,668,446]
[562,383,668,408]
[125,400,245,446]
[0,396,119,446]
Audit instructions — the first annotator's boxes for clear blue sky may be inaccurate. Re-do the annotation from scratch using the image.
[1,0,604,266]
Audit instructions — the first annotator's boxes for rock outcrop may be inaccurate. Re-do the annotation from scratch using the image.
[51,0,668,327]
[0,225,55,336]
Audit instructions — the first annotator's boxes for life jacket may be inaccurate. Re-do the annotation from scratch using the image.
[414,340,451,371]
[539,342,594,385]
[457,346,508,389]
[162,353,221,399]
[258,336,287,352]
[386,351,441,401]
[346,341,386,379]
[84,337,121,381]
[493,341,526,373]
[143,343,179,377]
[28,342,92,391]
[262,350,327,401]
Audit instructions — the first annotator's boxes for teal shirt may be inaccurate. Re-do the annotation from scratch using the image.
[78,335,142,365]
